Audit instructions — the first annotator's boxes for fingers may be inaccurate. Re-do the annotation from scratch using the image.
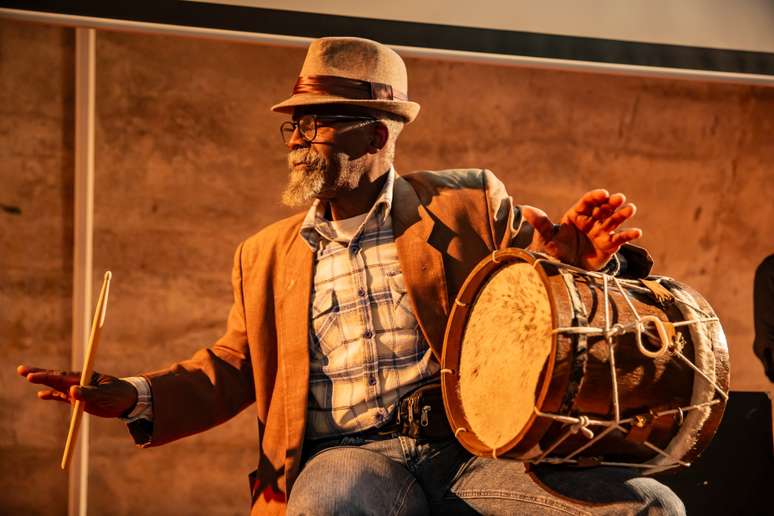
[37,389,71,403]
[34,386,110,410]
[70,385,94,403]
[573,190,626,217]
[17,364,44,376]
[568,189,638,234]
[18,364,82,392]
[591,193,626,221]
[32,385,91,404]
[26,371,81,389]
[520,205,555,242]
[572,189,612,216]
[609,228,643,247]
[599,203,637,232]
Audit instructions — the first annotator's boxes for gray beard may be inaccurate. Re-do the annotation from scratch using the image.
[282,147,366,208]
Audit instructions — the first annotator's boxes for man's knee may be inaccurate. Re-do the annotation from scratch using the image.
[287,446,428,516]
[623,476,685,515]
[536,466,685,515]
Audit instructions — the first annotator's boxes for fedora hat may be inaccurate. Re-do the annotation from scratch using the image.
[271,37,420,123]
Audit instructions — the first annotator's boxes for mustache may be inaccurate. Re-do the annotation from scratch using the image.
[288,147,325,168]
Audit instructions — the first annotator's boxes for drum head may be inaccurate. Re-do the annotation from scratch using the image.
[442,249,559,457]
[459,261,553,449]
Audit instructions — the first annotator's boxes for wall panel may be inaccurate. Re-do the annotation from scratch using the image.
[0,19,75,515]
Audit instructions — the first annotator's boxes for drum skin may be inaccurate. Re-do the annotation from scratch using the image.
[441,248,730,466]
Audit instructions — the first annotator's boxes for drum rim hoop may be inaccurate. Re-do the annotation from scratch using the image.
[441,248,560,457]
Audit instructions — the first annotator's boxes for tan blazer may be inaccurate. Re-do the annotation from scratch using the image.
[140,169,650,515]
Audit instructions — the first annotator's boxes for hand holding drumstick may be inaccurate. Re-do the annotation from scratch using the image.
[18,270,136,419]
[16,365,138,419]
[17,271,139,468]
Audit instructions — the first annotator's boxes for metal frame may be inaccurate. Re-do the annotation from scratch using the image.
[71,26,96,516]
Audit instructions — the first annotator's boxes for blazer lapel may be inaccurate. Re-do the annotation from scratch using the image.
[278,231,313,490]
[392,175,449,360]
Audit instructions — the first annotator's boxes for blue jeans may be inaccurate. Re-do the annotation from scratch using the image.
[286,435,685,515]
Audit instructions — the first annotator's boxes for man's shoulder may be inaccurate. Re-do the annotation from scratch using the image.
[400,168,491,190]
[398,169,503,205]
[240,211,307,257]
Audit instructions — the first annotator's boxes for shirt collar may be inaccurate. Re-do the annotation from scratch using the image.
[300,166,396,251]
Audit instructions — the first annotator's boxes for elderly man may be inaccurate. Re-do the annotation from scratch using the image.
[19,37,683,515]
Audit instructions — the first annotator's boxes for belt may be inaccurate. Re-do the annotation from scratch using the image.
[373,381,453,440]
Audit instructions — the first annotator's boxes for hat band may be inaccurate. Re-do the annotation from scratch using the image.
[292,75,408,102]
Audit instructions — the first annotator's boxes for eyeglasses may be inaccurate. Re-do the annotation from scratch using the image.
[280,114,376,145]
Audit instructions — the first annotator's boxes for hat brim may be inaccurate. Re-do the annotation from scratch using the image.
[271,94,420,123]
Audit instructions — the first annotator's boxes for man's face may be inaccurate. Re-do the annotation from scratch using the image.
[282,105,377,208]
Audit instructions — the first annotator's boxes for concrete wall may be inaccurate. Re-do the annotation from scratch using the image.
[1,20,74,515]
[2,17,772,515]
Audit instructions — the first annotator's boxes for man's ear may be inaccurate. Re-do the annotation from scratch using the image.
[368,122,389,153]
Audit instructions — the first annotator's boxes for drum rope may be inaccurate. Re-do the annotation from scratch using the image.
[533,259,720,321]
[526,267,728,473]
[536,457,683,473]
[672,317,720,328]
[612,272,727,399]
[562,425,620,461]
[671,350,729,401]
[552,273,723,396]
[534,399,717,431]
[604,276,622,423]
[532,425,577,458]
[530,400,723,471]
[642,440,691,467]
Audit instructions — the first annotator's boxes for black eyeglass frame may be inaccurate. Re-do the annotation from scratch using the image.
[280,114,377,145]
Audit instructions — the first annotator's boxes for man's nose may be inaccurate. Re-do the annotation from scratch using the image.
[286,126,307,150]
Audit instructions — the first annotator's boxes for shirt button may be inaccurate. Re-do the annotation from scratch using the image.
[363,330,373,339]
[351,244,360,253]
[358,288,366,297]
[368,375,377,385]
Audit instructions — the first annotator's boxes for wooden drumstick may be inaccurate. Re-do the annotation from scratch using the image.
[61,271,112,470]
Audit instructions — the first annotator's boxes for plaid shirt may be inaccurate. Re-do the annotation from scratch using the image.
[301,168,440,438]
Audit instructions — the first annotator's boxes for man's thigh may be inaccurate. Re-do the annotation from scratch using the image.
[287,445,429,516]
[427,452,685,516]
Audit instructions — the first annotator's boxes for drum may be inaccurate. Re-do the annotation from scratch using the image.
[441,248,729,473]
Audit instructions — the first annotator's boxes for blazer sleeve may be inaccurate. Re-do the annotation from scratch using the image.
[136,241,256,447]
[483,169,652,278]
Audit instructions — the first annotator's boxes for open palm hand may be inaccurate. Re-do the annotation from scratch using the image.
[522,189,642,271]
